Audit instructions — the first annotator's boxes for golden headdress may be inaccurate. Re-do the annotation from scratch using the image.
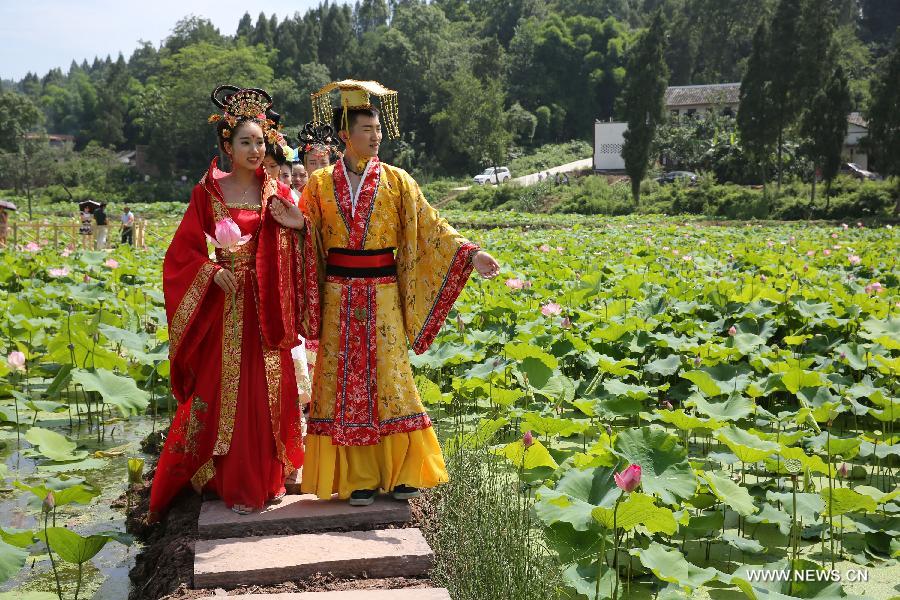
[208,85,281,144]
[310,79,400,140]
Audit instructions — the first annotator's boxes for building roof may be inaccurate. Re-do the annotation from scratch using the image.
[665,83,741,107]
[847,112,868,128]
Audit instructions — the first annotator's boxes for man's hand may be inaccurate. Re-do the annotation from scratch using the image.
[269,196,305,229]
[472,251,500,278]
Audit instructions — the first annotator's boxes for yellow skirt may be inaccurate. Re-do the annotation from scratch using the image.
[300,427,449,499]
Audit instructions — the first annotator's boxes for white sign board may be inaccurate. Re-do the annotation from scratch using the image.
[594,121,627,171]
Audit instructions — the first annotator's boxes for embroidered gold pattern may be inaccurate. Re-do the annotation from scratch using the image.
[263,347,290,473]
[169,262,217,361]
[191,459,215,492]
[184,396,208,457]
[213,275,245,455]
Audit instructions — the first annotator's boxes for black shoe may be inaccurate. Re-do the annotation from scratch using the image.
[392,484,421,500]
[349,489,377,506]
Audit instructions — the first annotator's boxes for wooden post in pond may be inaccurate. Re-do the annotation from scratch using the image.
[11,223,17,247]
[53,225,59,247]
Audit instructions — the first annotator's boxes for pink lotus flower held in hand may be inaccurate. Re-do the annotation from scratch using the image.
[206,218,252,251]
[7,351,25,371]
[614,464,641,493]
[541,302,562,316]
[505,278,525,290]
[104,258,119,269]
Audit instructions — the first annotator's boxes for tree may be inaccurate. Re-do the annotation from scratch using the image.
[738,22,779,192]
[236,12,254,41]
[866,29,900,212]
[800,66,851,208]
[620,11,668,204]
[768,0,804,192]
[430,69,512,174]
[140,42,275,175]
[0,91,45,217]
[356,0,390,34]
[251,12,274,47]
[165,16,223,53]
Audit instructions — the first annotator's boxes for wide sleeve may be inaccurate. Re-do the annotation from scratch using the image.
[296,176,325,342]
[395,169,480,355]
[164,185,221,404]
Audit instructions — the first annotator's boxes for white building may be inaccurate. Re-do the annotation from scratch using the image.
[594,84,871,173]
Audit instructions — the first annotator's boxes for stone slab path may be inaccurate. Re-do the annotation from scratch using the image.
[192,493,447,597]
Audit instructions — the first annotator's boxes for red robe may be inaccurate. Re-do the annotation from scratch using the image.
[149,159,319,517]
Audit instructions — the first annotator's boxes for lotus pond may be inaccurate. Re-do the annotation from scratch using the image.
[0,214,898,599]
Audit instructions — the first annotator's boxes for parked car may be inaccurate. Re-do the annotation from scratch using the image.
[654,171,698,185]
[840,162,882,181]
[473,166,511,185]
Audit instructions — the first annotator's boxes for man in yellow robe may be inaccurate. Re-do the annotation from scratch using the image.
[298,80,500,505]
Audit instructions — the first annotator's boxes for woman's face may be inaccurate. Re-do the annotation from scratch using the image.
[304,147,330,173]
[278,163,292,186]
[262,155,280,178]
[292,163,308,191]
[224,122,265,173]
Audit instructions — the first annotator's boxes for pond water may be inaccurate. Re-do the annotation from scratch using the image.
[1,412,159,599]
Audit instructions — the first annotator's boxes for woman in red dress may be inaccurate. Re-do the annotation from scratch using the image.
[148,86,319,519]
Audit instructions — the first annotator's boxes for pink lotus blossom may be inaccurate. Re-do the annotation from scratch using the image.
[61,249,72,258]
[841,223,849,230]
[693,356,702,367]
[104,258,119,269]
[831,233,839,239]
[539,244,551,253]
[728,325,737,336]
[505,278,525,290]
[7,351,25,371]
[672,249,679,256]
[556,246,564,252]
[561,317,572,329]
[522,280,533,289]
[25,242,40,252]
[804,265,809,272]
[760,274,767,282]
[42,491,55,514]
[644,236,653,244]
[806,250,815,257]
[837,463,849,479]
[848,255,861,265]
[662,400,673,410]
[857,222,863,228]
[833,244,842,250]
[206,218,252,252]
[823,248,831,256]
[83,274,91,283]
[541,302,563,316]
[682,255,692,262]
[865,282,883,295]
[523,430,534,448]
[766,240,774,248]
[614,464,642,493]
[48,267,70,278]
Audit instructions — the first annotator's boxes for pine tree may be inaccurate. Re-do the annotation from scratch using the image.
[620,10,668,204]
[801,65,851,208]
[866,29,900,213]
[236,12,253,41]
[738,22,779,191]
[768,0,803,193]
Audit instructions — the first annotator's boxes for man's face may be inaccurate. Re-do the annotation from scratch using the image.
[292,164,308,190]
[343,114,382,158]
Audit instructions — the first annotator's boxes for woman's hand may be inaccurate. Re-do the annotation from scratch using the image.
[472,251,500,278]
[214,268,238,294]
[269,196,305,230]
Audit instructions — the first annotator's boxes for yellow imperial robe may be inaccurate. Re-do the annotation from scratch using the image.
[298,156,479,499]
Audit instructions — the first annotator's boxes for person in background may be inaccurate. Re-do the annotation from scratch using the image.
[290,163,308,202]
[93,202,108,249]
[121,206,135,245]
[277,162,292,188]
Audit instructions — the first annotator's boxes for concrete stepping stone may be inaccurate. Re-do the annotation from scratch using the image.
[198,494,411,539]
[197,589,450,599]
[194,528,434,589]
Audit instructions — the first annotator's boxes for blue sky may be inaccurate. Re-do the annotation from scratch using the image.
[0,0,347,81]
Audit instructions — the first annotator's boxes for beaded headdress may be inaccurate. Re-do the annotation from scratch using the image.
[297,121,340,162]
[310,79,400,140]
[208,85,281,144]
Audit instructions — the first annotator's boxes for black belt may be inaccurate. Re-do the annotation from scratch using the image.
[326,247,397,278]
